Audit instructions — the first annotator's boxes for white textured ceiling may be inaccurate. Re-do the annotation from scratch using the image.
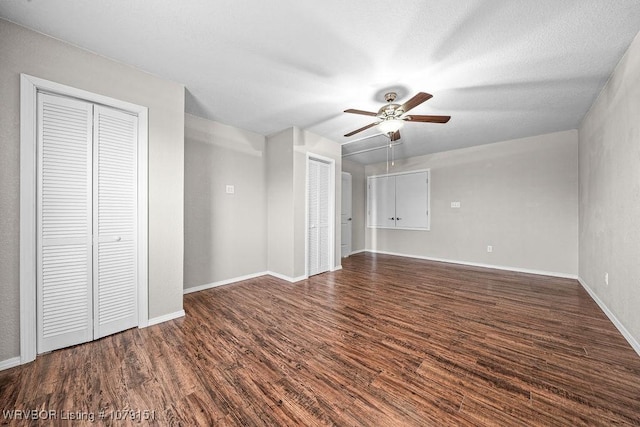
[2,1,640,164]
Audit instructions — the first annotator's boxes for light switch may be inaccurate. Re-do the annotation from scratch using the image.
[451,201,461,208]
[225,185,235,194]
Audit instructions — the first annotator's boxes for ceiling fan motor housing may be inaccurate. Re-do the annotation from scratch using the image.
[343,91,449,138]
[378,104,403,119]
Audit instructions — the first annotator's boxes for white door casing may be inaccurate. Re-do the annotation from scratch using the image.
[20,74,149,364]
[367,170,430,230]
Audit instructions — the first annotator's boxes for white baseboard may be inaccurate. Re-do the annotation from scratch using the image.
[365,249,578,280]
[578,278,640,357]
[146,310,185,327]
[183,267,342,291]
[350,249,366,255]
[267,271,307,283]
[0,356,21,371]
[184,272,268,295]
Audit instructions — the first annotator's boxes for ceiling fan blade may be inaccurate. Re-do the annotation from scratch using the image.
[344,109,378,117]
[390,130,401,141]
[400,92,433,113]
[344,121,379,137]
[405,114,451,123]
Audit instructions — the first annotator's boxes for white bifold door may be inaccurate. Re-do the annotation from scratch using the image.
[308,158,331,276]
[37,93,138,353]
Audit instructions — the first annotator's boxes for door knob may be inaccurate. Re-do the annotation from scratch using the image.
[115,236,122,241]
[348,218,352,221]
[388,217,395,220]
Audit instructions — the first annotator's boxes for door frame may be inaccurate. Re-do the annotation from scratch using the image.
[304,153,336,278]
[19,74,149,364]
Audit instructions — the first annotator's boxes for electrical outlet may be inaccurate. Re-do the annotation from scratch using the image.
[605,272,609,286]
[225,185,235,194]
[487,245,493,253]
[451,201,461,208]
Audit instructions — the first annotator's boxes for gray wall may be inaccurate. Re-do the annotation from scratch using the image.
[579,31,640,344]
[0,19,185,361]
[184,114,267,290]
[364,130,579,275]
[266,128,296,277]
[266,127,342,279]
[342,159,366,253]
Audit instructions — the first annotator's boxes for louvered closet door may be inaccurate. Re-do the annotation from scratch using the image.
[37,93,93,353]
[93,105,138,338]
[308,160,320,276]
[308,158,331,276]
[316,161,330,274]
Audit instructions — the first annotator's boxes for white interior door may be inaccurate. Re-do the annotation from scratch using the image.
[395,171,429,229]
[308,158,331,276]
[341,172,352,257]
[93,106,139,338]
[37,94,139,353]
[37,93,94,353]
[368,175,396,227]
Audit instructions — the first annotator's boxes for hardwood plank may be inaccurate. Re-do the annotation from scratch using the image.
[1,252,640,425]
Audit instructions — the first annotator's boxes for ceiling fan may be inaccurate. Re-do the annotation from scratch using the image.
[343,91,451,141]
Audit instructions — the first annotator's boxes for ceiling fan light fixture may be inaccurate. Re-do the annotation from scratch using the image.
[377,118,404,134]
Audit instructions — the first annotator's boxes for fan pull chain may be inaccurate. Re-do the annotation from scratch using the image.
[386,142,389,174]
[391,142,395,167]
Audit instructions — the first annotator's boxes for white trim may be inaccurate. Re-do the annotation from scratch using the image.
[147,310,185,327]
[19,74,149,364]
[350,249,366,255]
[578,278,640,357]
[137,108,149,328]
[20,75,38,364]
[267,271,307,283]
[365,249,579,280]
[305,153,336,278]
[0,357,22,371]
[183,272,268,294]
[304,153,309,277]
[185,269,337,288]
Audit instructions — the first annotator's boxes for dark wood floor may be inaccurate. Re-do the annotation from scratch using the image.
[2,253,640,426]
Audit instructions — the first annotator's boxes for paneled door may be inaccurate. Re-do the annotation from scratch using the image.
[341,172,352,258]
[368,175,396,228]
[37,93,138,353]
